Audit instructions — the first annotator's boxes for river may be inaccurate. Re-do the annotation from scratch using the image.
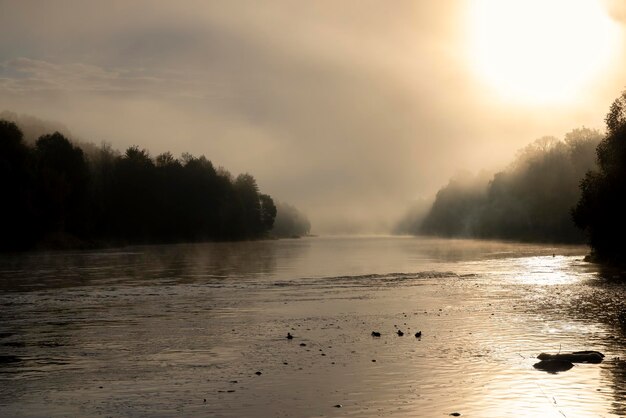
[1,236,625,417]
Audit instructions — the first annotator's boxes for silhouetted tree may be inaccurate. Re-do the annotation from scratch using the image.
[0,121,36,249]
[0,119,279,251]
[573,91,626,262]
[109,146,157,242]
[234,173,262,237]
[34,132,90,239]
[419,129,602,243]
[259,194,277,232]
[89,142,119,238]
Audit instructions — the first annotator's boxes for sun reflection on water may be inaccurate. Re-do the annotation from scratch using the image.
[1,237,623,417]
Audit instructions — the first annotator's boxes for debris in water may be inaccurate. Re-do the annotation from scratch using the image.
[533,359,574,373]
[537,351,604,364]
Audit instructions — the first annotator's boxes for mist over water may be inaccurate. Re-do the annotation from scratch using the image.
[2,236,625,417]
[2,2,626,416]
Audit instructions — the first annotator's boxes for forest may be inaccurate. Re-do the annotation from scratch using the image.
[397,127,602,243]
[399,90,626,263]
[573,91,626,263]
[0,119,282,251]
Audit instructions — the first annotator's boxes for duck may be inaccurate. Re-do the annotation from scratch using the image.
[415,331,422,338]
[371,331,381,337]
[287,332,293,339]
[397,330,404,336]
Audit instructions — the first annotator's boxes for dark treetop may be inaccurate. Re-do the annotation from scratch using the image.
[0,121,277,251]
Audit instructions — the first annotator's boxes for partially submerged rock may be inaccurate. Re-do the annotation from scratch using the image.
[537,351,604,364]
[533,359,574,373]
[533,350,604,373]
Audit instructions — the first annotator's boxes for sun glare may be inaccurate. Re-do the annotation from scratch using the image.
[468,0,621,105]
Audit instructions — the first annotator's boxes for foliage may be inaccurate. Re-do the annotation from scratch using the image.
[419,128,602,243]
[573,92,626,262]
[0,122,277,250]
[0,121,36,250]
[271,201,311,237]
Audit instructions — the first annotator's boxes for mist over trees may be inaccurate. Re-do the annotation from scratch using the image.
[399,128,602,243]
[573,92,626,262]
[271,201,311,238]
[0,119,278,251]
[0,111,71,145]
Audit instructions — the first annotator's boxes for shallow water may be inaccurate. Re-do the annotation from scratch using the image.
[1,236,625,417]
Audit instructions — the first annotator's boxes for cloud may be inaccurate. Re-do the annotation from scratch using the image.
[0,57,196,97]
[0,1,625,233]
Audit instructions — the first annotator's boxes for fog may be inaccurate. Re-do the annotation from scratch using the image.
[1,1,626,233]
[399,128,603,243]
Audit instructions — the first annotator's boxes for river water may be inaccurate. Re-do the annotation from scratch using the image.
[1,236,625,417]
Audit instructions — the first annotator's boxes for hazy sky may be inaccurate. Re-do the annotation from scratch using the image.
[1,0,625,233]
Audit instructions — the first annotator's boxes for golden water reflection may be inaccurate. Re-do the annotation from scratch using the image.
[0,236,623,417]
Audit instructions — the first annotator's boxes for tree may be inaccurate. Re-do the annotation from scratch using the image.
[573,91,626,262]
[234,173,261,237]
[419,129,600,243]
[259,194,277,232]
[0,121,36,249]
[110,146,157,241]
[35,132,90,237]
[271,201,310,237]
[0,118,279,250]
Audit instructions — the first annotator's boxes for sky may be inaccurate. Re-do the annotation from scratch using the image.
[1,0,625,233]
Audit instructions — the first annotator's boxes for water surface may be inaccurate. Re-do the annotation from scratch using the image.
[1,236,625,417]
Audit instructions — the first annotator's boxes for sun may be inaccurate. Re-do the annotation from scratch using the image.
[467,0,621,105]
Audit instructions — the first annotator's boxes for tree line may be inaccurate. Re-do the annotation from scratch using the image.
[0,120,277,251]
[397,128,601,243]
[272,201,311,238]
[573,91,626,263]
[399,89,626,263]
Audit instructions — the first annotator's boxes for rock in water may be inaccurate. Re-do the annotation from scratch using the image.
[533,359,574,373]
[537,351,604,364]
